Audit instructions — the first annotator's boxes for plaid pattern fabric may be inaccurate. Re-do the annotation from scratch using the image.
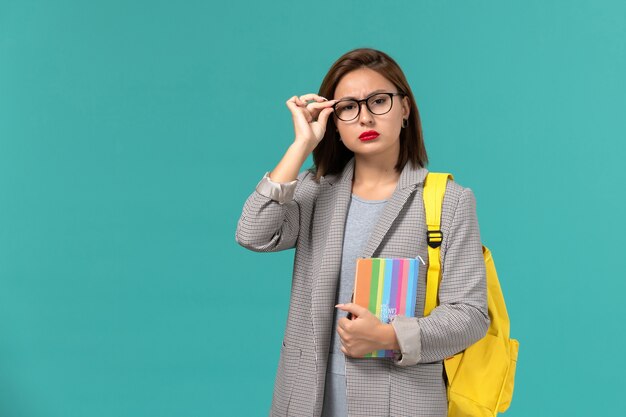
[236,158,488,417]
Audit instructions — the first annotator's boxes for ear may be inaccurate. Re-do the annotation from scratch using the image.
[401,95,410,119]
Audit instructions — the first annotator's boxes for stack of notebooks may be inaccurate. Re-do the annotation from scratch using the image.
[353,257,420,358]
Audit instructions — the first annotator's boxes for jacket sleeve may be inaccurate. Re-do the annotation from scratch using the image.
[235,170,314,252]
[391,187,489,366]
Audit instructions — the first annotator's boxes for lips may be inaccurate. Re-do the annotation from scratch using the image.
[359,130,380,141]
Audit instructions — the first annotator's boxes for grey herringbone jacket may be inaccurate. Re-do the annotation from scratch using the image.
[236,158,488,417]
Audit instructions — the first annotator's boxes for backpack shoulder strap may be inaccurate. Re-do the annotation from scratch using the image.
[423,172,453,316]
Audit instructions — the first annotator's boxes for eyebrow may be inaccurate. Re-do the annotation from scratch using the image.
[337,89,389,101]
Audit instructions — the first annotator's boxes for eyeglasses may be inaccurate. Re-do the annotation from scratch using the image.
[333,92,406,121]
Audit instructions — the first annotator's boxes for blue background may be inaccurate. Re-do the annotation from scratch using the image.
[1,1,625,416]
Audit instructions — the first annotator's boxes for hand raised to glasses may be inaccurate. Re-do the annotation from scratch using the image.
[285,94,337,151]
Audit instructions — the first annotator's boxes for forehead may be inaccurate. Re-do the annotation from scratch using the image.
[334,68,396,100]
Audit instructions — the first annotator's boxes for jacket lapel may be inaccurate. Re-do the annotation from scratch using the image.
[311,159,355,373]
[360,161,429,258]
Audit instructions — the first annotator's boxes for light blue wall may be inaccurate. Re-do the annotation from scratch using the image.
[1,1,625,416]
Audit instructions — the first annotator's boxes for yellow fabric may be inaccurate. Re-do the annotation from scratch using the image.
[423,173,452,317]
[422,173,519,417]
[424,243,440,316]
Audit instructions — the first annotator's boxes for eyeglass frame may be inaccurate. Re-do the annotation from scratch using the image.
[332,91,407,122]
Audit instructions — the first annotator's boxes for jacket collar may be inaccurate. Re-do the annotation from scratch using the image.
[321,157,428,190]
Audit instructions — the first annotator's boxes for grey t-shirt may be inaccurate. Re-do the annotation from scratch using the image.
[329,193,388,360]
[322,193,388,417]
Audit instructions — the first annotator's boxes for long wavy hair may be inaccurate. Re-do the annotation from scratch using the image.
[312,48,428,180]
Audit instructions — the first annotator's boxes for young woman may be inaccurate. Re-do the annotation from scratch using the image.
[236,48,489,417]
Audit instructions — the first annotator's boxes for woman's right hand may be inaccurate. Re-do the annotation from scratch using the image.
[286,94,337,151]
[268,94,336,183]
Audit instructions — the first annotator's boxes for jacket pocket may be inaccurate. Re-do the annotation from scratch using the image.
[270,342,302,417]
[389,361,447,417]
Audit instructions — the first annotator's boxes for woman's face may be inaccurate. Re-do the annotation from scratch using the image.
[333,67,410,161]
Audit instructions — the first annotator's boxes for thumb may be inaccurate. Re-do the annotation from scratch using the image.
[316,107,334,126]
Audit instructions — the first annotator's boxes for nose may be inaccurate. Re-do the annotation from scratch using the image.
[358,102,373,124]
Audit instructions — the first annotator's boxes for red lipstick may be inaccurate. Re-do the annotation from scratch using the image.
[359,130,380,141]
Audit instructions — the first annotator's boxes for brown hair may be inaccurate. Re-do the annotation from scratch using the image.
[312,48,428,180]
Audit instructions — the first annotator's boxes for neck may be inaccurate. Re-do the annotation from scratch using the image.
[353,153,400,187]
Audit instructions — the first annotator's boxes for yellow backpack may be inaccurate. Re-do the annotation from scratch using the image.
[423,173,519,417]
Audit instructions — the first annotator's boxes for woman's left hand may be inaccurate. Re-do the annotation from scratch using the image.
[335,303,400,357]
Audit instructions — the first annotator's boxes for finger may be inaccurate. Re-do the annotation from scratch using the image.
[308,100,337,122]
[316,107,335,126]
[337,317,350,331]
[306,100,337,111]
[286,96,306,110]
[286,100,311,121]
[299,93,329,103]
[287,95,307,107]
[336,303,369,316]
[286,98,315,123]
[336,326,345,342]
[286,97,299,110]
